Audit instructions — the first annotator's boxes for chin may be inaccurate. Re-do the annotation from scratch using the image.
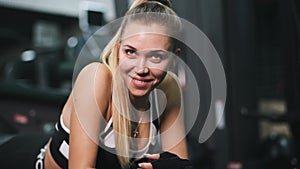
[128,87,152,98]
[129,90,149,98]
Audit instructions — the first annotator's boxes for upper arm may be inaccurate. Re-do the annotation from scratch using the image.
[69,62,112,168]
[157,72,188,159]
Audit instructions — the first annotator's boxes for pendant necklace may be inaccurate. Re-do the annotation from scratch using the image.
[133,118,142,138]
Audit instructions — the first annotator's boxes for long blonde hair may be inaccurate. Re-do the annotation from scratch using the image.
[100,0,182,168]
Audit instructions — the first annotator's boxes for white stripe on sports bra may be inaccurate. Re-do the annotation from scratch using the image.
[100,114,157,159]
[60,115,70,134]
[99,90,159,159]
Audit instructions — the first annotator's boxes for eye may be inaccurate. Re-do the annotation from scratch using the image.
[125,49,136,55]
[122,48,137,59]
[150,54,163,63]
[149,51,168,63]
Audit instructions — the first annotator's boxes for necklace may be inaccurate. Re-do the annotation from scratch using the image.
[132,118,142,138]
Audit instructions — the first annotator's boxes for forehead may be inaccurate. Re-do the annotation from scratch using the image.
[120,22,171,50]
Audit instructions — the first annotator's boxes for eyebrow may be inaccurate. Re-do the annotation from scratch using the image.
[150,50,168,53]
[121,44,170,55]
[122,45,137,50]
[123,45,167,52]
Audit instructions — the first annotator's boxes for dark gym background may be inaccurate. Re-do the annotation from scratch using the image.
[0,0,299,169]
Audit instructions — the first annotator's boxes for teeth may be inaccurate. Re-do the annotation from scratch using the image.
[135,79,144,84]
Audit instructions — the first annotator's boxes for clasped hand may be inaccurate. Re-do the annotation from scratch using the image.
[135,152,193,169]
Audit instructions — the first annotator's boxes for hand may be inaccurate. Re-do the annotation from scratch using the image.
[138,154,160,169]
[138,152,194,169]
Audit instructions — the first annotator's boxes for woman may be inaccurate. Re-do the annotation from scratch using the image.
[36,0,193,168]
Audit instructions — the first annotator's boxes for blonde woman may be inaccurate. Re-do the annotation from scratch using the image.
[35,0,193,168]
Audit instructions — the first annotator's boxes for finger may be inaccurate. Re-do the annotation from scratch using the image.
[138,162,153,169]
[144,153,160,160]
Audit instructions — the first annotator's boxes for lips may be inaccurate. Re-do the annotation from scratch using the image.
[131,77,152,88]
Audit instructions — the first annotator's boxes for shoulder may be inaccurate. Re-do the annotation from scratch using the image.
[78,62,111,79]
[75,62,112,88]
[157,72,181,109]
[93,63,112,96]
[73,62,112,113]
[158,72,181,97]
[87,62,112,100]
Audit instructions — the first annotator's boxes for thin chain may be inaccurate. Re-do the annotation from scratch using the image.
[132,118,142,138]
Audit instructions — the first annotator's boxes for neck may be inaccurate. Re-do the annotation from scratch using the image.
[129,94,150,111]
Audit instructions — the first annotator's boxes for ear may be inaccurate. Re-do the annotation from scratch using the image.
[175,48,181,56]
[170,48,181,68]
[173,48,181,67]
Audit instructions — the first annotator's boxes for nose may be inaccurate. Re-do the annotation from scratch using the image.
[136,67,149,75]
[135,56,149,75]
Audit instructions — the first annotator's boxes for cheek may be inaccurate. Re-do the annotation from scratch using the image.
[148,61,171,73]
[151,69,167,80]
[118,56,134,73]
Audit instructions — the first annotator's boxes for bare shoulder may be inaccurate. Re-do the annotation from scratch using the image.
[61,63,112,128]
[93,63,112,115]
[72,62,112,115]
[78,62,111,78]
[76,62,112,87]
[158,72,181,96]
[157,72,181,109]
[93,63,112,95]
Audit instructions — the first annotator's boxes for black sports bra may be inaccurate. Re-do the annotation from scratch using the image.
[49,90,162,168]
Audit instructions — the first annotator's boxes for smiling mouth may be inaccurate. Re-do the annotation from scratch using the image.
[133,78,152,82]
[131,78,152,88]
[134,79,146,84]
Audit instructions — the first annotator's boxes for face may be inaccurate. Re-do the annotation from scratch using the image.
[118,22,173,99]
